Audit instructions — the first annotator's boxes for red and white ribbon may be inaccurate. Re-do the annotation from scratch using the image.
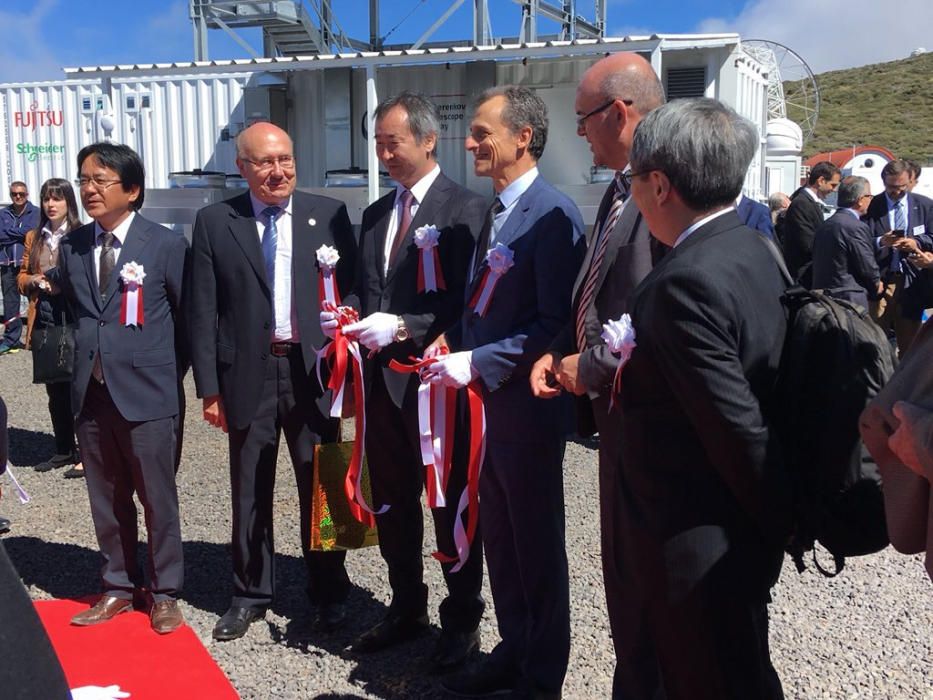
[389,355,486,572]
[315,301,389,527]
[414,225,446,293]
[601,314,637,410]
[118,262,146,327]
[468,243,514,317]
[316,245,341,305]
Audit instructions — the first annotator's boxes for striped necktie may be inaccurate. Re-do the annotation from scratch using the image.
[575,173,628,352]
[261,206,280,286]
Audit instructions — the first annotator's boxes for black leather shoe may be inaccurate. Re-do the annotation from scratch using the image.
[350,612,430,653]
[212,606,266,641]
[0,516,10,534]
[441,660,519,697]
[35,454,73,472]
[314,601,347,632]
[427,629,480,674]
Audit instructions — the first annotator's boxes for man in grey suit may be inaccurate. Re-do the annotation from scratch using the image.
[530,51,665,699]
[49,143,188,634]
[430,86,584,699]
[812,175,882,309]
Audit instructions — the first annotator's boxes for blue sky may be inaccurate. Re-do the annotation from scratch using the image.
[1,0,930,84]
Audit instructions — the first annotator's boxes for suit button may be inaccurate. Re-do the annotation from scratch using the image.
[261,353,268,360]
[99,320,105,327]
[264,322,270,329]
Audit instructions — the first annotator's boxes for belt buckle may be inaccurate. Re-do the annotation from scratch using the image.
[270,342,291,357]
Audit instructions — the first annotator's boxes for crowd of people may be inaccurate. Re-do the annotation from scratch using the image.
[0,48,931,700]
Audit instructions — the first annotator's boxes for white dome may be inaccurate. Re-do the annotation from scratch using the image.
[766,118,803,155]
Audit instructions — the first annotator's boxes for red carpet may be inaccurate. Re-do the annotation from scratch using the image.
[35,599,239,699]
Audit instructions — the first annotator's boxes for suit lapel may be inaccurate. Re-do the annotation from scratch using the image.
[386,175,452,287]
[371,197,394,288]
[291,193,319,311]
[101,215,153,313]
[227,193,270,293]
[74,224,102,311]
[591,199,639,298]
[573,184,617,301]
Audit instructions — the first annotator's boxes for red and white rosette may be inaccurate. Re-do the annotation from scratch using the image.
[316,244,341,305]
[119,261,146,327]
[388,355,486,572]
[413,224,446,293]
[315,302,389,527]
[601,313,637,410]
[469,243,514,317]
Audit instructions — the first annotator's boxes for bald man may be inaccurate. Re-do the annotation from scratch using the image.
[530,51,666,697]
[188,122,358,640]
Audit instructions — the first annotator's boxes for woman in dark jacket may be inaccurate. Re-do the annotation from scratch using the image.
[16,179,83,478]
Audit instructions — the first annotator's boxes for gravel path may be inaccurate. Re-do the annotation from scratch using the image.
[1,347,930,699]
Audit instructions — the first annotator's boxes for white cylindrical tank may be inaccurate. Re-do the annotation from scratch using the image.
[766,118,803,155]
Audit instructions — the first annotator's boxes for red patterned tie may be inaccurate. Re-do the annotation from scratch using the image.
[388,189,414,268]
[575,173,628,352]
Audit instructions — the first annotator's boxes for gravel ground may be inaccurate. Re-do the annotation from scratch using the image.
[0,347,931,699]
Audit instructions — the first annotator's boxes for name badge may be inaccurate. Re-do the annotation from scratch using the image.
[913,225,926,236]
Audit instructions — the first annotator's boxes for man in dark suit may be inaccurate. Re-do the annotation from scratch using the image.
[784,160,841,281]
[863,158,933,354]
[737,193,775,239]
[622,98,791,699]
[812,175,882,309]
[49,143,188,634]
[529,51,665,699]
[323,92,485,670]
[432,86,584,699]
[188,122,357,640]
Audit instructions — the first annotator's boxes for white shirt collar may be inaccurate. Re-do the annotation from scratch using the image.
[396,164,441,206]
[844,207,862,220]
[673,207,734,248]
[735,193,745,207]
[497,166,539,209]
[884,192,907,211]
[803,186,821,203]
[42,220,69,238]
[95,211,135,245]
[250,192,292,218]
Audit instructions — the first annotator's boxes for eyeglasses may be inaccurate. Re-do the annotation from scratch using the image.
[9,191,27,198]
[74,177,123,191]
[240,155,295,171]
[576,99,632,129]
[620,169,654,189]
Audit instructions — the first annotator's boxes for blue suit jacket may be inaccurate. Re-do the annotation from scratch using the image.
[448,174,584,441]
[50,214,188,422]
[737,195,775,240]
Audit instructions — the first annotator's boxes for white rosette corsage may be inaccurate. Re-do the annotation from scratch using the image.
[413,224,446,293]
[316,244,341,305]
[469,243,515,317]
[119,261,146,327]
[601,313,637,407]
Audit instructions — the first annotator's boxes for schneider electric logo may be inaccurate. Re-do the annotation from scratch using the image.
[16,143,65,162]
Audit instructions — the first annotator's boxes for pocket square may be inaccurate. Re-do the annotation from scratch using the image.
[308,218,317,227]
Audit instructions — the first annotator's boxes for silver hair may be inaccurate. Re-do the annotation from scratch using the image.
[768,192,789,212]
[630,97,759,211]
[837,175,870,209]
[473,85,548,160]
[374,91,440,156]
[598,64,665,116]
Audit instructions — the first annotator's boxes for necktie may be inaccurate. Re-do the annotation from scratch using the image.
[261,206,280,286]
[575,173,628,352]
[473,197,505,277]
[388,190,414,269]
[98,231,115,297]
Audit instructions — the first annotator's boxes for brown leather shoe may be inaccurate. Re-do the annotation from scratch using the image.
[70,595,133,626]
[150,599,184,634]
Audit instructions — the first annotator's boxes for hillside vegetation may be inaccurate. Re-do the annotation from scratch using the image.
[787,51,933,162]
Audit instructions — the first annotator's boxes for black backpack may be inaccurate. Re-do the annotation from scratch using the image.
[763,239,896,576]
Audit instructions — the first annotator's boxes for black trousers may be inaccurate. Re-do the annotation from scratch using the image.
[227,348,348,610]
[77,380,183,602]
[45,381,77,459]
[365,368,484,632]
[480,436,570,693]
[0,264,22,347]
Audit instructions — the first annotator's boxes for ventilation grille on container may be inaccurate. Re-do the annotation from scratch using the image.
[665,67,707,100]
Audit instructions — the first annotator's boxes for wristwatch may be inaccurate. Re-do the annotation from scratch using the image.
[395,316,410,342]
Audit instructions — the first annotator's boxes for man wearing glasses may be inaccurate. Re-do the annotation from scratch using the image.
[0,182,39,354]
[188,121,357,641]
[48,142,189,634]
[530,51,665,699]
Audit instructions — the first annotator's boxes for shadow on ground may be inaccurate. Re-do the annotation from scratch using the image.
[7,427,56,467]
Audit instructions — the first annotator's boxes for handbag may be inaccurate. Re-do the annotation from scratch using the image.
[309,440,379,551]
[31,314,75,385]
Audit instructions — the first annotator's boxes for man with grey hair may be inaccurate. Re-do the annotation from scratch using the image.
[530,50,666,698]
[332,92,487,670]
[812,175,882,309]
[430,85,584,699]
[620,97,790,698]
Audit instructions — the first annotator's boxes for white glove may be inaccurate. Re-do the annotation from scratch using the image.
[342,312,399,351]
[424,351,477,388]
[320,310,339,339]
[71,686,132,700]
